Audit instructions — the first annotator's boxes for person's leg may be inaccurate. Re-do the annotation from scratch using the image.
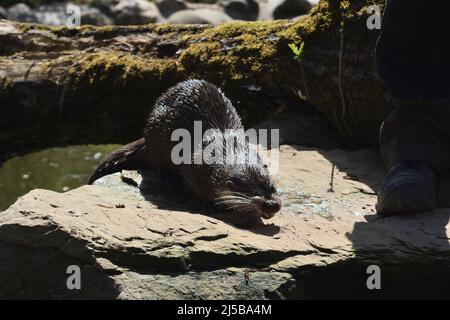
[375,0,450,214]
[375,0,450,101]
[377,105,450,214]
[380,104,450,175]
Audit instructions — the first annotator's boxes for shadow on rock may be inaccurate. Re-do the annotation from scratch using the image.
[254,101,383,193]
[313,146,384,194]
[135,170,282,237]
[0,228,120,299]
[345,210,450,298]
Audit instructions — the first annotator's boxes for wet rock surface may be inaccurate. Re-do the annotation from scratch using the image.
[219,0,259,21]
[1,0,317,26]
[167,8,232,24]
[0,6,8,20]
[155,0,187,18]
[6,3,38,23]
[1,145,449,299]
[111,0,160,25]
[5,2,114,26]
[268,0,312,20]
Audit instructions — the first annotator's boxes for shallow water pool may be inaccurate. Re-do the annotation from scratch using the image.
[0,145,119,211]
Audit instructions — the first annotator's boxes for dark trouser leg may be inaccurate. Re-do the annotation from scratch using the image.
[375,1,450,101]
[375,0,450,213]
[377,105,449,213]
[376,0,450,174]
[380,105,450,174]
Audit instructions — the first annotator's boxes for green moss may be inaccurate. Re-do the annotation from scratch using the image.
[20,1,345,90]
[17,23,130,38]
[1,0,390,158]
[17,22,207,41]
[177,20,291,85]
[181,22,281,80]
[67,52,178,86]
[39,0,386,101]
[174,0,361,87]
[16,0,386,90]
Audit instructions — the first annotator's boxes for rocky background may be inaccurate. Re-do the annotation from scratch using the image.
[0,0,319,26]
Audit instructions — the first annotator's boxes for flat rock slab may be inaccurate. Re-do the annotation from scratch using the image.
[0,145,449,299]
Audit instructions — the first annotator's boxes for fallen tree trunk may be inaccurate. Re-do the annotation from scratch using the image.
[0,0,389,161]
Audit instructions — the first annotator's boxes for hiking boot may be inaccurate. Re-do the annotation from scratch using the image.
[376,160,438,215]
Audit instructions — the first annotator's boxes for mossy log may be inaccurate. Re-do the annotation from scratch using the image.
[0,0,388,162]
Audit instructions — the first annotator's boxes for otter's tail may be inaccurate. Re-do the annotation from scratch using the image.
[89,138,147,184]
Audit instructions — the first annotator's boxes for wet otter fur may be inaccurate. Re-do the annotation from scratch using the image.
[89,79,281,227]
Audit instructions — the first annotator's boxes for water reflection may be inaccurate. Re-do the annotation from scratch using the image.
[0,144,119,211]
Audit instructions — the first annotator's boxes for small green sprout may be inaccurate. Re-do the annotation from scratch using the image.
[289,42,310,101]
[339,1,350,29]
[288,42,305,62]
[340,0,350,11]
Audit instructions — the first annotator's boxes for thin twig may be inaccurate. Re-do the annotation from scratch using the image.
[299,62,311,102]
[338,30,354,140]
[328,163,335,193]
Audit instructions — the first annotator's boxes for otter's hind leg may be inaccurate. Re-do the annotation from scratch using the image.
[158,168,186,194]
[139,167,185,196]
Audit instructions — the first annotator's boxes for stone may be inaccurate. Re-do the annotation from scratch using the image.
[1,145,449,299]
[254,106,345,150]
[112,0,161,25]
[32,4,113,26]
[6,3,38,23]
[268,0,312,20]
[167,8,232,25]
[81,7,114,26]
[219,0,259,21]
[155,0,187,18]
[0,21,19,34]
[91,0,120,17]
[34,4,68,26]
[0,6,7,20]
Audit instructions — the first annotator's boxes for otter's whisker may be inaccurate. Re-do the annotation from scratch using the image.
[215,195,240,200]
[215,203,246,209]
[228,192,251,199]
[214,196,251,205]
[222,203,255,212]
[215,194,252,204]
[214,197,249,203]
[230,207,255,215]
[215,196,246,201]
[217,192,251,200]
[215,203,249,210]
[222,205,248,211]
[216,194,248,199]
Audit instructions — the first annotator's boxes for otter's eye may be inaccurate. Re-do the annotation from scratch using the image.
[270,186,277,194]
[230,176,246,186]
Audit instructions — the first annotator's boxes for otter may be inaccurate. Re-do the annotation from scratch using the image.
[89,79,281,227]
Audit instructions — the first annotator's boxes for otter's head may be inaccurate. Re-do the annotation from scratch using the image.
[187,128,281,227]
[211,163,282,226]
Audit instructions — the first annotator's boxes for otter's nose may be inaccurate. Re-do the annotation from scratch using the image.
[260,198,281,218]
[263,199,281,213]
